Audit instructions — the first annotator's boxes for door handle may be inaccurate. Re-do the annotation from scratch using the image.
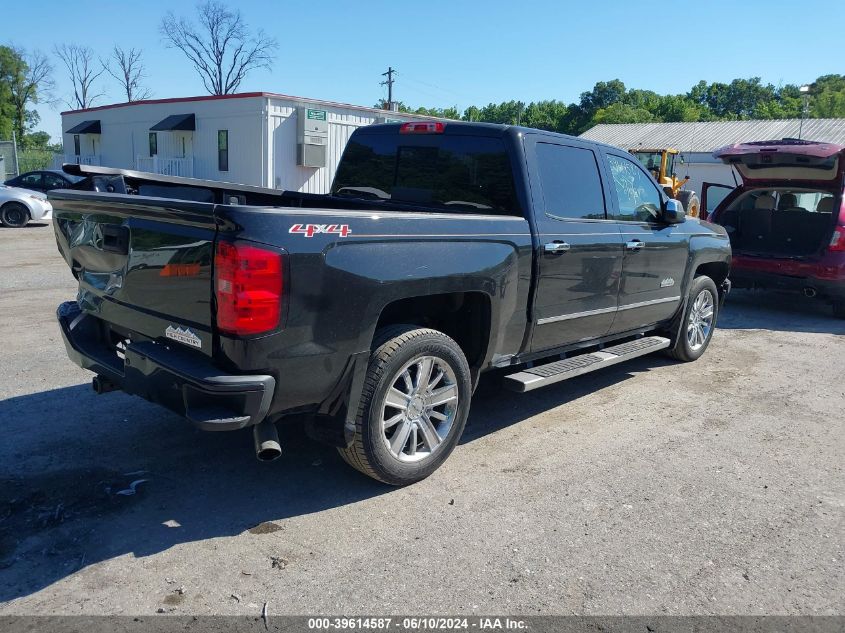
[625,240,644,251]
[544,241,570,253]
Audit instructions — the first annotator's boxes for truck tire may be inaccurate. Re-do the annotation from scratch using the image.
[666,275,719,362]
[0,202,30,228]
[677,191,700,218]
[338,325,472,485]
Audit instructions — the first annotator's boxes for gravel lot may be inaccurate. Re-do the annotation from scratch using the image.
[0,224,842,616]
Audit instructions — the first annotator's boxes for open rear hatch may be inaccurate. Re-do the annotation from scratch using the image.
[713,139,845,186]
[52,190,217,356]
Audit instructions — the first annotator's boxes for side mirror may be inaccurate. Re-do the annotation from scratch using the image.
[662,198,685,224]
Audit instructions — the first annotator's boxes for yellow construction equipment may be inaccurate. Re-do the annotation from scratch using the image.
[629,148,700,218]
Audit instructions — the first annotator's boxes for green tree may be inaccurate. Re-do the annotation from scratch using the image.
[521,100,570,132]
[655,94,707,122]
[0,46,53,143]
[373,99,412,112]
[391,73,845,139]
[23,130,50,148]
[0,46,20,139]
[810,74,845,118]
[579,79,626,111]
[592,102,654,125]
[412,105,460,119]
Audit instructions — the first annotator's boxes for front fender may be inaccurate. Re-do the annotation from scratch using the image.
[1,193,48,220]
[686,234,731,285]
[673,232,732,320]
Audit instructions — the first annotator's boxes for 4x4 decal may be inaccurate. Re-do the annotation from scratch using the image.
[289,223,351,238]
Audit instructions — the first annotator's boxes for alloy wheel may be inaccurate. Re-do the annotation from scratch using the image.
[380,355,459,463]
[687,289,714,351]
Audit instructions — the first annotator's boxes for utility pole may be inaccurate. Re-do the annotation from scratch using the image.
[381,67,396,111]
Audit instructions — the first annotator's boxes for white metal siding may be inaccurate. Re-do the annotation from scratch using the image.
[267,100,407,193]
[61,93,433,193]
[581,119,845,153]
[675,153,738,199]
[61,97,265,184]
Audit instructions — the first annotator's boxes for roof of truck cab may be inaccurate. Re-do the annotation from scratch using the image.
[361,120,626,151]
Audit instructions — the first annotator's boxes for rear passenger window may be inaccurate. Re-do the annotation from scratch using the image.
[606,154,661,222]
[536,143,606,220]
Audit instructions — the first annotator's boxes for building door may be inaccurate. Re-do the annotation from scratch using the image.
[174,132,193,158]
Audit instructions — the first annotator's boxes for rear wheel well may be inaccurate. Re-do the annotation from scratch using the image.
[374,293,491,376]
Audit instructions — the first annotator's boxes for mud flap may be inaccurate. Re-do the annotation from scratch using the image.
[305,350,369,448]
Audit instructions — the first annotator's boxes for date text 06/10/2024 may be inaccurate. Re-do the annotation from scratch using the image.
[306,617,528,630]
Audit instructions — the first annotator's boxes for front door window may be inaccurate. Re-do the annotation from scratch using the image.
[607,154,662,222]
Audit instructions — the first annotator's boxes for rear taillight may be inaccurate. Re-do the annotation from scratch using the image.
[214,241,283,336]
[831,198,845,252]
[399,121,445,134]
[830,227,845,251]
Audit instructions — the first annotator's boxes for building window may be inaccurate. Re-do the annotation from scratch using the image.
[149,132,157,157]
[218,130,228,172]
[73,135,80,157]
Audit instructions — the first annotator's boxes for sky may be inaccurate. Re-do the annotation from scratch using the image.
[3,0,844,142]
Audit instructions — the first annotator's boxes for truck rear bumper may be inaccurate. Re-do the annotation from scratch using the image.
[57,301,275,431]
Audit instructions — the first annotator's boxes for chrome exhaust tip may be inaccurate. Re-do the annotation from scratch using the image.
[253,420,282,462]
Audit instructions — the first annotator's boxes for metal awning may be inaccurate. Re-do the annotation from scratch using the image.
[66,120,101,134]
[150,113,196,131]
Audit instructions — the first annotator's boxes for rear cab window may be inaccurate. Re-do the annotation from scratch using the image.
[534,142,606,220]
[332,133,521,216]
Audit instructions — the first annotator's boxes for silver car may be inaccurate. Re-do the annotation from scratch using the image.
[0,184,54,228]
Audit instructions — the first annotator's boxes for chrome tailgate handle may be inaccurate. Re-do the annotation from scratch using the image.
[544,241,570,253]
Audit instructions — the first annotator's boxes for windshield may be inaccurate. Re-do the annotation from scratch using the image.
[632,152,663,178]
[665,152,676,177]
[332,133,520,215]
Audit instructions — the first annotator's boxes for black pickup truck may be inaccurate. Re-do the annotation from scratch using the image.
[52,121,731,485]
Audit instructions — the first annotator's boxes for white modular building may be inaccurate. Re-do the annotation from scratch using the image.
[60,92,435,193]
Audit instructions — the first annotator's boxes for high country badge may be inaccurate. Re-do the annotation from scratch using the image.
[165,325,202,349]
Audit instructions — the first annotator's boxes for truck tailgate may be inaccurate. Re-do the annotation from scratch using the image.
[51,191,217,356]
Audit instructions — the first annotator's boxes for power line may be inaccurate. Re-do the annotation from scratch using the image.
[401,74,470,101]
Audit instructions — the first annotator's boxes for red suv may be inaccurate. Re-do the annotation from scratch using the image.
[703,139,845,318]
